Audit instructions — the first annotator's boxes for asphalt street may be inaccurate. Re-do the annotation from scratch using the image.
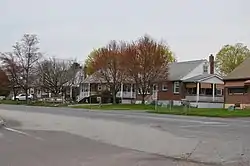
[0,104,250,165]
[0,126,210,166]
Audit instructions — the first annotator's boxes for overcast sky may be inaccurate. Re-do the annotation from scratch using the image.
[0,0,249,62]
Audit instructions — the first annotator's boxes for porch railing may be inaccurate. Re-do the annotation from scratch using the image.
[79,91,136,99]
[185,95,224,102]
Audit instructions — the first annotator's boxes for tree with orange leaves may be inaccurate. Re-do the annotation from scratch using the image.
[91,41,126,104]
[123,35,171,104]
[0,68,10,96]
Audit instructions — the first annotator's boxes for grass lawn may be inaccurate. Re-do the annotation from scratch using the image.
[71,104,250,117]
[0,100,68,107]
[148,107,250,118]
[71,104,156,110]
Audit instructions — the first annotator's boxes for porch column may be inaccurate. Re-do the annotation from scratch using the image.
[196,82,200,103]
[120,83,123,99]
[130,84,133,98]
[70,86,73,99]
[88,83,91,97]
[212,83,215,101]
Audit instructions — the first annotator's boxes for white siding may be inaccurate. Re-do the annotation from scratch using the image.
[190,102,224,108]
[181,61,207,80]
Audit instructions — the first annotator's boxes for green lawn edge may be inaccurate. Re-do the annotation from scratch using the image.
[2,101,250,118]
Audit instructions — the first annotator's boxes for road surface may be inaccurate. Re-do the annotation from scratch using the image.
[0,104,250,165]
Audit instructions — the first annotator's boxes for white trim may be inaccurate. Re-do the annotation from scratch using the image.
[173,82,180,94]
[198,75,223,82]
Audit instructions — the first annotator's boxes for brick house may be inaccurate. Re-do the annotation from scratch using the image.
[224,57,250,109]
[79,55,224,108]
[153,54,224,108]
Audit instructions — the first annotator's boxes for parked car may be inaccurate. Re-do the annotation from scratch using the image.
[0,96,6,100]
[12,94,33,101]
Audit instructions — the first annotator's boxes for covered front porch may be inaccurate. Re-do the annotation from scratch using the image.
[183,74,224,103]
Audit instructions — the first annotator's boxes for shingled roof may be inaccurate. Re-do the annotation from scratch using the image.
[83,59,206,83]
[168,59,205,81]
[224,57,250,80]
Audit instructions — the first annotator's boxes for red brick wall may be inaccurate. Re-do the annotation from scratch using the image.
[224,80,250,104]
[134,81,184,101]
[157,81,183,100]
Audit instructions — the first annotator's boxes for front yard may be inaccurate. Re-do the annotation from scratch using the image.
[2,100,250,118]
[71,104,250,118]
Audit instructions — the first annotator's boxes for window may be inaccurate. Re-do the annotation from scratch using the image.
[203,65,208,73]
[173,82,180,94]
[228,87,247,95]
[153,84,158,91]
[97,84,102,91]
[216,89,222,96]
[162,83,168,91]
[138,88,150,94]
[84,85,88,92]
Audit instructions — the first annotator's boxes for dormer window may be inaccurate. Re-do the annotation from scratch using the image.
[203,62,208,73]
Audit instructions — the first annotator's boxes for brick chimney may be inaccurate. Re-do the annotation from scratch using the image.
[209,54,214,74]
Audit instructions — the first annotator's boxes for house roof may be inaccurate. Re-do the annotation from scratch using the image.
[168,59,206,81]
[82,59,206,83]
[224,57,250,80]
[82,72,104,83]
[183,73,222,82]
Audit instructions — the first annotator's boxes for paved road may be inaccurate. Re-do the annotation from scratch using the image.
[2,127,204,166]
[0,104,250,165]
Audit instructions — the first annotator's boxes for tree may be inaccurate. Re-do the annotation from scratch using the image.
[91,41,126,104]
[0,52,22,98]
[37,58,79,98]
[84,49,99,75]
[215,43,250,76]
[0,69,10,96]
[12,34,42,102]
[123,35,170,104]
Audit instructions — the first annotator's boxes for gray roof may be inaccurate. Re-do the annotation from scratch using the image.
[183,73,222,82]
[82,59,206,83]
[168,59,206,81]
[82,72,104,83]
[224,57,250,80]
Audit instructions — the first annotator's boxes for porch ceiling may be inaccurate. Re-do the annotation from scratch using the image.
[183,74,223,84]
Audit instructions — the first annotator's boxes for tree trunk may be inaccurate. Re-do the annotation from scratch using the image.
[112,92,116,104]
[25,87,29,104]
[12,86,17,100]
[141,93,145,104]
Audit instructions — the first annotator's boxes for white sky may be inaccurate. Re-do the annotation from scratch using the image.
[0,0,249,63]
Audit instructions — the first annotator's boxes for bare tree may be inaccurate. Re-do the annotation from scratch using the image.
[12,34,42,103]
[37,57,80,99]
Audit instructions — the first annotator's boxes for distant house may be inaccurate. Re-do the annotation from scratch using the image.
[79,55,224,108]
[224,57,250,109]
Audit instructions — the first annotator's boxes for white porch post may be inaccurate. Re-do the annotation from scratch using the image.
[212,83,215,102]
[196,82,200,103]
[130,84,133,98]
[88,83,91,97]
[120,83,123,99]
[70,86,73,99]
